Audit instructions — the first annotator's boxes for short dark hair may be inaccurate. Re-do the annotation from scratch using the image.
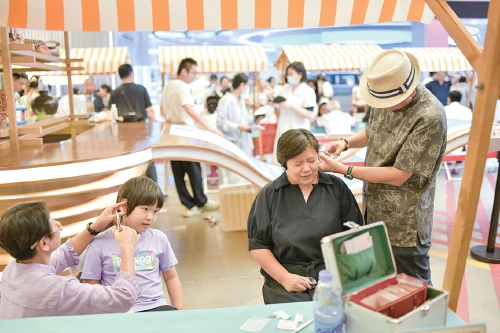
[177,58,197,76]
[100,84,112,94]
[13,72,28,80]
[449,91,463,103]
[220,76,230,83]
[429,72,436,77]
[118,64,133,79]
[317,74,326,81]
[286,62,308,83]
[459,76,467,83]
[117,176,164,216]
[210,74,218,81]
[232,73,249,89]
[267,77,275,84]
[276,129,319,169]
[206,95,219,103]
[0,201,52,261]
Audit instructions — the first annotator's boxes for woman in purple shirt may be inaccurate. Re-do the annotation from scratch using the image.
[0,201,141,320]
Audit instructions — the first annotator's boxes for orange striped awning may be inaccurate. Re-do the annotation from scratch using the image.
[276,45,384,71]
[158,46,268,74]
[38,47,130,76]
[397,47,474,71]
[1,0,435,32]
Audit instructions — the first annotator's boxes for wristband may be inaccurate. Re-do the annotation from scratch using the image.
[339,138,349,151]
[86,222,101,236]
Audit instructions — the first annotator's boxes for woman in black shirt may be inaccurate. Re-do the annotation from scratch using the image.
[248,129,363,304]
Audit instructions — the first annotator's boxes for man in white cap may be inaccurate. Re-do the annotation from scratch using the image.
[320,49,446,283]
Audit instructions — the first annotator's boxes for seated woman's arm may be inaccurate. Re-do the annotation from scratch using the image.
[250,249,311,292]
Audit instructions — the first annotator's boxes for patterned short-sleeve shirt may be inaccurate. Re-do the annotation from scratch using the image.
[364,84,447,247]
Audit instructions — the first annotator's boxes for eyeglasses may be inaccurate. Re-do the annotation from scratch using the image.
[30,221,63,250]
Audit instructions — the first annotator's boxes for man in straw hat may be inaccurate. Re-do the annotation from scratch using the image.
[320,49,446,283]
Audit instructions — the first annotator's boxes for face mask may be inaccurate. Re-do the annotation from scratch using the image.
[287,76,299,86]
[243,85,250,95]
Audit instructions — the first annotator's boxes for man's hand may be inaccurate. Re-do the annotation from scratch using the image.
[318,154,347,174]
[325,139,348,157]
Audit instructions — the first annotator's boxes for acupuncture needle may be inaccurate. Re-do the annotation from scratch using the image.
[115,210,121,231]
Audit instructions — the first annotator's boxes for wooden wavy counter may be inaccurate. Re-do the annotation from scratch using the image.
[2,119,480,267]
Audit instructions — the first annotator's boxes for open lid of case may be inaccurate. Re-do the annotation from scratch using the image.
[320,221,397,296]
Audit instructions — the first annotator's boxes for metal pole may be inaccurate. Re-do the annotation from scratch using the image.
[470,151,500,263]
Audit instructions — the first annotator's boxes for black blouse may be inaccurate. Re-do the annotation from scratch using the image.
[248,171,363,266]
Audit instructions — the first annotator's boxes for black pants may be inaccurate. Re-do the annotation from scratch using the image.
[392,236,432,285]
[145,162,158,183]
[170,161,207,209]
[138,305,177,312]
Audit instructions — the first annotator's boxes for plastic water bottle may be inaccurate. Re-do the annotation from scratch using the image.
[313,269,343,333]
[111,104,118,122]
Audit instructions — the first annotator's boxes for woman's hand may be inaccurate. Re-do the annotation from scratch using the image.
[280,273,312,293]
[93,200,128,231]
[318,154,347,175]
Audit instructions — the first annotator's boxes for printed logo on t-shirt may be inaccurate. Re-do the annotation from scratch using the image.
[111,251,155,273]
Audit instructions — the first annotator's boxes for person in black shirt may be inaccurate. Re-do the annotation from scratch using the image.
[108,64,155,121]
[248,129,362,304]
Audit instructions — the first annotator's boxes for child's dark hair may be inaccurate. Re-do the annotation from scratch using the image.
[117,176,164,215]
[0,201,52,261]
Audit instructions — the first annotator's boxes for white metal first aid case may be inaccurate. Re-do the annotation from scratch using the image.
[321,222,449,333]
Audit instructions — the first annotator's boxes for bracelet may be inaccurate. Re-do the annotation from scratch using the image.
[86,222,101,236]
[339,138,349,151]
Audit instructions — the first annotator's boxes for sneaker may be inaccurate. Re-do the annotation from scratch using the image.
[203,199,219,211]
[183,206,202,218]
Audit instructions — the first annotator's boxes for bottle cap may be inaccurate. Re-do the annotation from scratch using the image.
[318,269,333,281]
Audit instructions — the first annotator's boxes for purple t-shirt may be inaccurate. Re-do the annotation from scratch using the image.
[81,228,178,312]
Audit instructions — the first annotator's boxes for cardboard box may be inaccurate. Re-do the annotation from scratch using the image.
[321,222,449,333]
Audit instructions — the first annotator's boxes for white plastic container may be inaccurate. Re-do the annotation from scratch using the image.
[111,104,118,122]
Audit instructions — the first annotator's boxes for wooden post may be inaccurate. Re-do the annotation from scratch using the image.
[442,0,500,311]
[0,27,19,150]
[425,0,483,71]
[466,71,475,109]
[64,31,77,139]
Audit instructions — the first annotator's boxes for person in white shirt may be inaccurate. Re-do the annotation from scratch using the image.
[315,99,356,137]
[160,58,222,218]
[444,91,472,121]
[317,74,334,100]
[216,73,254,155]
[274,62,317,164]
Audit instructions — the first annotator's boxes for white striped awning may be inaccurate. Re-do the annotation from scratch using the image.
[0,0,435,32]
[39,47,130,76]
[276,45,384,71]
[158,46,268,74]
[397,47,474,71]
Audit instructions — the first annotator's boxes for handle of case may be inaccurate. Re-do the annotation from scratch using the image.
[343,221,360,229]
[420,305,430,316]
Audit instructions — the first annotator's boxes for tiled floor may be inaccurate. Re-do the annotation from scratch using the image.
[154,164,500,331]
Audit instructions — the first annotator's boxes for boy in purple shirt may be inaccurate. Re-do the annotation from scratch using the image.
[82,176,184,311]
[0,201,141,320]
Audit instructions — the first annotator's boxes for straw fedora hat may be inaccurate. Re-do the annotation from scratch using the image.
[359,49,420,109]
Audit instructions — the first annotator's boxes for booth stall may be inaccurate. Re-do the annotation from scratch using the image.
[1,0,499,318]
[35,46,131,86]
[275,44,384,73]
